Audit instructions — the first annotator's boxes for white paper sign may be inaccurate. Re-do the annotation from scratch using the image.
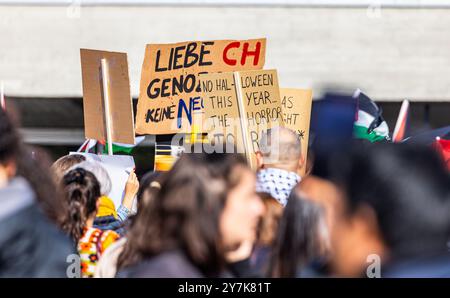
[70,152,135,211]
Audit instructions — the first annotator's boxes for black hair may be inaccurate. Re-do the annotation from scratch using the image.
[0,108,20,165]
[269,192,326,277]
[1,108,67,225]
[338,143,450,259]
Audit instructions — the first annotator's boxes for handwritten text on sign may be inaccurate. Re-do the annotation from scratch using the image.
[136,39,266,135]
[200,72,244,152]
[239,70,283,155]
[280,88,313,176]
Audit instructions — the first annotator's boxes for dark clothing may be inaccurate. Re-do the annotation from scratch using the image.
[117,250,231,278]
[94,215,126,236]
[228,258,264,278]
[383,254,450,278]
[249,245,272,277]
[0,178,76,277]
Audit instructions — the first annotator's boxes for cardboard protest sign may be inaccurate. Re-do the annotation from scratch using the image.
[236,69,284,169]
[200,69,283,169]
[280,88,313,176]
[136,38,266,135]
[80,49,135,145]
[70,152,136,211]
[200,72,245,153]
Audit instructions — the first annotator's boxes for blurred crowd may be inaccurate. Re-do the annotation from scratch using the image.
[0,101,449,278]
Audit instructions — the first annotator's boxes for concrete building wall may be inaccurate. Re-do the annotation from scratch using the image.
[1,5,450,101]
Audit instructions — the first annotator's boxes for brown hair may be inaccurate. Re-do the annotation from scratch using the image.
[117,151,248,276]
[255,193,284,246]
[61,168,101,243]
[51,154,86,183]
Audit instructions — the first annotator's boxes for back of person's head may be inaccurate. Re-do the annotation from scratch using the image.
[17,147,68,225]
[51,154,86,183]
[269,191,328,277]
[136,171,163,209]
[117,150,254,276]
[339,143,450,260]
[1,109,66,225]
[257,126,302,172]
[61,168,101,243]
[70,160,111,196]
[0,108,20,184]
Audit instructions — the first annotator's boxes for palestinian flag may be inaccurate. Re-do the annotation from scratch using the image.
[77,139,97,153]
[78,136,145,155]
[352,89,390,142]
[101,136,145,154]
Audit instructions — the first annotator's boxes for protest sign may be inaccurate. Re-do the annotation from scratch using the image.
[135,38,266,135]
[70,152,136,211]
[200,72,245,153]
[280,88,313,176]
[236,69,284,169]
[80,49,135,146]
[200,69,283,169]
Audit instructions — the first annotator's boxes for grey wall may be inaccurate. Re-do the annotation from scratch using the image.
[1,5,450,101]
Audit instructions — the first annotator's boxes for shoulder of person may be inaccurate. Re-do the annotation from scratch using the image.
[119,250,204,278]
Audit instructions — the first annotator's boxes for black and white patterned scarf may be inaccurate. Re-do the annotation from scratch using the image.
[256,168,301,207]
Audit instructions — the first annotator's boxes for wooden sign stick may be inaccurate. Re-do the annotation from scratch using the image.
[101,58,114,156]
[233,71,254,169]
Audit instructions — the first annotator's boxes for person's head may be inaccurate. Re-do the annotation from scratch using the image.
[269,190,328,277]
[136,171,163,210]
[70,160,111,196]
[117,151,264,276]
[17,147,68,225]
[0,109,66,225]
[330,143,450,277]
[51,154,86,183]
[255,194,283,247]
[0,108,20,187]
[123,171,164,229]
[297,175,345,242]
[61,168,101,243]
[256,126,303,173]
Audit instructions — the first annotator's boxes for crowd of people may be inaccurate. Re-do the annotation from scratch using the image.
[0,104,449,278]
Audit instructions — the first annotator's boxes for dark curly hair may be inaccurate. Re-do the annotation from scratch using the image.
[61,168,101,243]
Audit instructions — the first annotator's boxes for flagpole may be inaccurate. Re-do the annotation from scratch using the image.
[393,99,410,143]
[1,81,5,110]
[101,58,113,156]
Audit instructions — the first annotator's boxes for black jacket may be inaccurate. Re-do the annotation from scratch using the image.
[0,178,76,277]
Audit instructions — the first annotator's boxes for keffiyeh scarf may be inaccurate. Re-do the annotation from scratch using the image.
[256,168,301,207]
